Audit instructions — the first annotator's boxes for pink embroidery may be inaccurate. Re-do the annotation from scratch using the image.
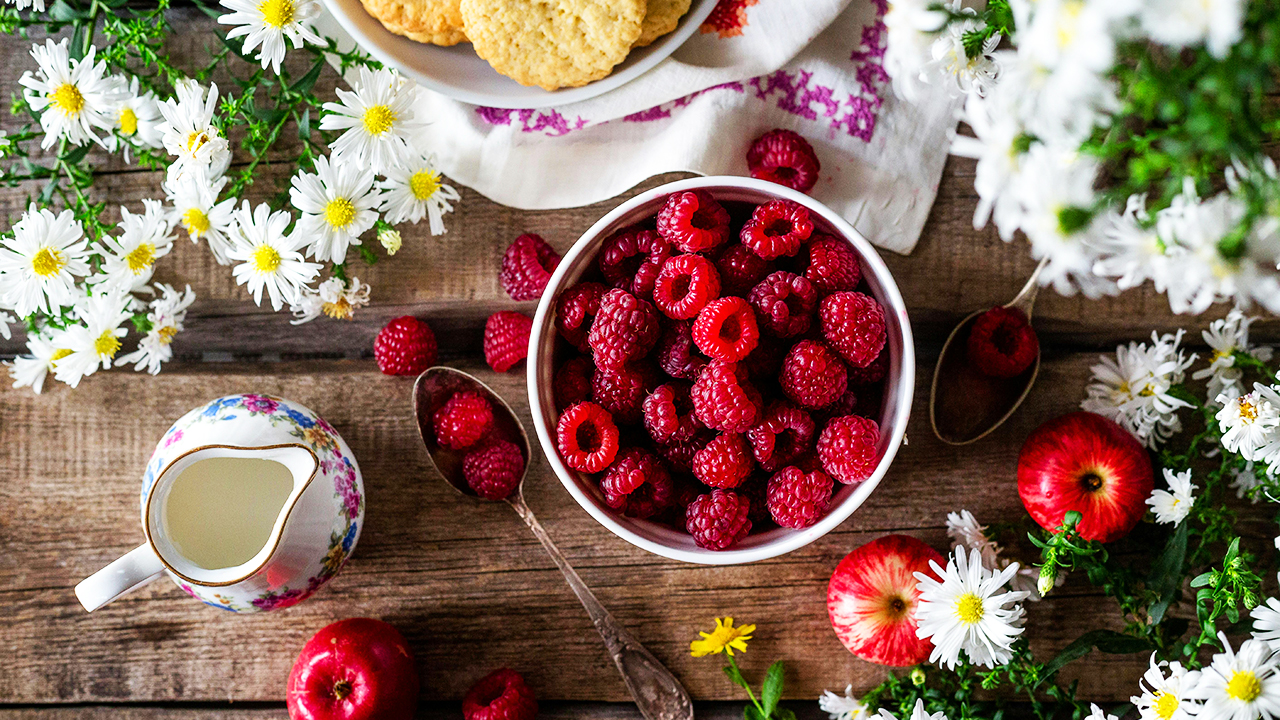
[623,82,745,123]
[701,0,759,38]
[750,70,842,121]
[474,107,589,136]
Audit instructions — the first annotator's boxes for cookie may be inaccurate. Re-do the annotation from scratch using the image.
[634,0,691,48]
[361,0,467,46]
[460,0,646,91]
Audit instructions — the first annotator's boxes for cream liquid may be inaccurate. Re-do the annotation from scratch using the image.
[163,457,294,570]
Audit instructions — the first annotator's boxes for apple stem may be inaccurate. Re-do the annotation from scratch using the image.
[332,680,352,701]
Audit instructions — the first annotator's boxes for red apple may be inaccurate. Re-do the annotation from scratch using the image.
[287,618,419,720]
[1017,411,1153,543]
[827,534,943,666]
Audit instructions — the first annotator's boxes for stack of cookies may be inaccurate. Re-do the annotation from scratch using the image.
[359,0,694,91]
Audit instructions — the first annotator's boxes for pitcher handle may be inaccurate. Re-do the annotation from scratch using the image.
[75,543,166,612]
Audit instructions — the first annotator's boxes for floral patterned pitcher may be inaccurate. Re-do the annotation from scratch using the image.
[75,394,364,613]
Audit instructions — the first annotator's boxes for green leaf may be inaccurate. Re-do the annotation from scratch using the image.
[47,0,90,21]
[1035,630,1153,688]
[723,662,747,689]
[745,706,766,720]
[774,709,797,720]
[297,108,311,141]
[39,176,58,204]
[761,661,784,719]
[289,60,325,96]
[1147,521,1188,625]
[62,143,91,165]
[357,244,378,265]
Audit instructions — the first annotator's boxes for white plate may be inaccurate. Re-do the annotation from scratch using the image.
[320,0,718,109]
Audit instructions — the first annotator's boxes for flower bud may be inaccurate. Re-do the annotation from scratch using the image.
[1038,564,1057,597]
[379,228,402,255]
[910,667,926,686]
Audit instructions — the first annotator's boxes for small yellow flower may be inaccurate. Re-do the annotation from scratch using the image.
[691,617,755,657]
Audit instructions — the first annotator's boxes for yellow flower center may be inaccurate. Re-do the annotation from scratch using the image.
[50,83,84,116]
[157,325,178,344]
[955,593,984,624]
[361,104,395,136]
[49,348,73,366]
[1056,0,1084,48]
[258,0,295,27]
[1227,670,1263,703]
[323,197,356,228]
[1154,691,1179,719]
[252,245,282,273]
[118,106,138,136]
[322,298,353,320]
[1213,349,1233,363]
[125,242,156,274]
[1240,398,1259,422]
[93,330,121,358]
[186,131,209,154]
[409,169,441,200]
[31,247,66,278]
[182,208,211,235]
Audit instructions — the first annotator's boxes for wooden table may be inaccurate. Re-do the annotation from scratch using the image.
[2,12,1276,720]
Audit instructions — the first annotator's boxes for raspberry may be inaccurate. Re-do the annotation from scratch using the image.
[555,282,607,352]
[691,360,762,432]
[557,402,620,473]
[818,415,881,484]
[433,390,494,450]
[653,254,721,320]
[804,234,862,295]
[554,357,594,410]
[656,190,731,253]
[780,340,848,410]
[746,401,815,472]
[599,226,672,300]
[656,319,708,380]
[463,669,538,720]
[819,292,887,368]
[847,351,887,385]
[588,288,660,372]
[747,271,817,338]
[766,466,833,528]
[484,311,533,372]
[373,316,437,376]
[463,439,525,500]
[714,244,775,297]
[740,200,813,260]
[500,233,560,301]
[657,428,713,472]
[967,306,1038,378]
[643,381,702,444]
[592,362,659,425]
[692,297,759,363]
[685,489,752,551]
[601,448,674,519]
[692,432,755,489]
[747,129,821,193]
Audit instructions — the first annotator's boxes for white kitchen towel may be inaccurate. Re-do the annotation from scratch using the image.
[315,0,961,254]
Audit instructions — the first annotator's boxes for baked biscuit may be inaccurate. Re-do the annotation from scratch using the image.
[634,0,691,48]
[460,0,646,90]
[362,0,467,46]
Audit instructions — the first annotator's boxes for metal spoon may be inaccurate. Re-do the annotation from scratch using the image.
[412,366,694,720]
[929,257,1048,445]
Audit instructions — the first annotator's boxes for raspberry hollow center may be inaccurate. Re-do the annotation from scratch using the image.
[691,208,719,230]
[763,219,793,236]
[576,423,601,452]
[719,315,741,342]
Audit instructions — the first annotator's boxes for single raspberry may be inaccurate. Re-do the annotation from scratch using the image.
[967,306,1039,378]
[780,340,848,410]
[692,433,755,489]
[656,190,731,253]
[373,316,437,376]
[601,448,674,519]
[557,402,620,473]
[554,357,595,410]
[714,244,775,297]
[555,282,607,352]
[656,320,708,380]
[804,234,862,295]
[819,292,887,368]
[691,360,762,432]
[463,439,525,501]
[653,254,722,320]
[484,311,533,372]
[747,129,821,193]
[818,415,881,484]
[847,351,887,385]
[740,200,814,260]
[592,362,659,425]
[692,297,759,363]
[643,381,702,444]
[588,288,660,372]
[433,390,494,450]
[766,466,833,529]
[598,226,672,300]
[500,233,560,301]
[657,428,713,472]
[685,489,752,551]
[463,668,538,720]
[746,401,815,472]
[747,271,817,338]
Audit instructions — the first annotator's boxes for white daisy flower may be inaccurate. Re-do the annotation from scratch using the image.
[51,291,133,388]
[1230,462,1265,503]
[946,509,1047,598]
[164,173,237,264]
[1082,331,1196,448]
[225,201,321,311]
[1139,0,1243,58]
[819,686,872,720]
[105,75,164,160]
[6,0,47,12]
[922,7,999,98]
[1089,194,1170,291]
[1251,598,1280,654]
[289,276,371,324]
[217,0,323,74]
[94,200,174,294]
[914,544,1031,670]
[19,39,121,149]
[319,66,422,174]
[876,699,948,720]
[949,91,1026,234]
[882,0,946,101]
[1216,385,1280,463]
[377,155,461,234]
[1188,633,1280,720]
[1147,468,1196,525]
[1133,654,1202,720]
[116,283,196,375]
[1194,310,1275,405]
[0,309,14,340]
[289,154,380,263]
[0,205,92,317]
[157,79,231,184]
[1086,705,1121,720]
[6,332,67,394]
[1153,179,1257,315]
[378,226,403,254]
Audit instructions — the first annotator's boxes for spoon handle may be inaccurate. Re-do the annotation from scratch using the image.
[508,495,694,720]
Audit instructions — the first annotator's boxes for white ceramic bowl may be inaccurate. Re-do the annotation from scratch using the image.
[320,0,718,109]
[528,177,915,565]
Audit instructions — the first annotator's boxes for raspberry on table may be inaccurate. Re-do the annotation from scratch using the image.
[967,306,1039,378]
[484,311,533,373]
[555,282,607,352]
[462,439,525,501]
[463,668,538,720]
[657,428,713,473]
[656,319,708,380]
[374,316,437,376]
[642,381,702,444]
[746,401,815,472]
[780,339,848,410]
[653,254,721,320]
[740,200,814,260]
[819,291,887,368]
[433,390,495,451]
[692,296,760,363]
[500,233,560,301]
[691,360,763,432]
[599,226,672,301]
[554,356,595,410]
[818,414,881,484]
[846,351,888,385]
[685,489,752,551]
[588,288,660,372]
[766,466,834,529]
[692,432,755,489]
[714,243,775,297]
[656,190,731,253]
[747,129,821,193]
[600,448,674,519]
[592,362,659,425]
[804,234,862,295]
[748,271,817,338]
[556,402,620,473]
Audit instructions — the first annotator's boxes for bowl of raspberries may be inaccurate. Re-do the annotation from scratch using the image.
[527,176,914,564]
